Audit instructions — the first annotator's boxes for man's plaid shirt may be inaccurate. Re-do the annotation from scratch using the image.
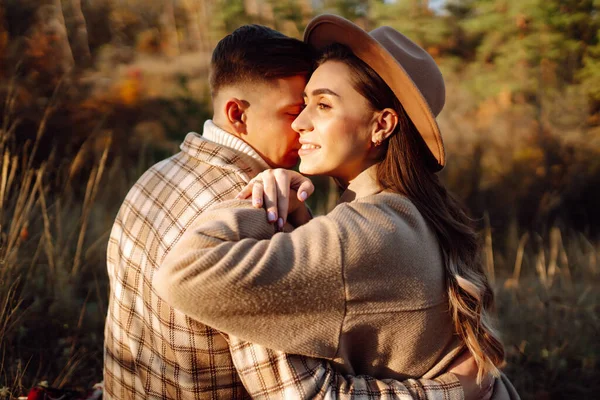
[104,121,463,399]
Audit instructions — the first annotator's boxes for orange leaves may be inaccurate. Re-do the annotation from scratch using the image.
[116,68,144,106]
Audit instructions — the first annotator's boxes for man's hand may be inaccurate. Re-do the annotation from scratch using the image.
[236,169,315,229]
[447,351,494,400]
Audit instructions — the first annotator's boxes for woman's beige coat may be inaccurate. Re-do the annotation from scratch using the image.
[154,166,519,399]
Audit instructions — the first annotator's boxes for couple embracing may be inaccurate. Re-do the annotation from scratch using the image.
[104,14,519,400]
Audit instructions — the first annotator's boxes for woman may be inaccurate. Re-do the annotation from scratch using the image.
[155,15,518,398]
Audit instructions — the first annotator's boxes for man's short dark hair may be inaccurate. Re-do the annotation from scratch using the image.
[210,25,315,96]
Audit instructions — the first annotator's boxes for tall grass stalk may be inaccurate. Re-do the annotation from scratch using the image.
[72,135,111,277]
[484,212,495,285]
[0,78,120,393]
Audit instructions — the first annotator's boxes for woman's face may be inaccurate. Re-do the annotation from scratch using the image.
[292,60,377,183]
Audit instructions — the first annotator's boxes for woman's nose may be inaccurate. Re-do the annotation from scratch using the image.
[291,108,312,134]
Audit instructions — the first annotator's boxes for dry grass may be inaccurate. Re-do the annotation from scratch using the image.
[0,18,598,398]
[3,160,598,399]
[1,87,599,398]
[0,80,131,395]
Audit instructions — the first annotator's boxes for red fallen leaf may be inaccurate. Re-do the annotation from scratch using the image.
[20,226,29,241]
[26,386,84,400]
[26,387,44,400]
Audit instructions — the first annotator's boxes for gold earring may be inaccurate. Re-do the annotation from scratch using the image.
[374,140,382,147]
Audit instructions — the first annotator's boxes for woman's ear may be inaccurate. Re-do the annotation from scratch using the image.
[224,98,248,135]
[371,108,398,146]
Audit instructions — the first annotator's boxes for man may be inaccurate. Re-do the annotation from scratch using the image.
[104,24,481,399]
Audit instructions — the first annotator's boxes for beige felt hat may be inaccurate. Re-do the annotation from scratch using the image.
[304,14,446,171]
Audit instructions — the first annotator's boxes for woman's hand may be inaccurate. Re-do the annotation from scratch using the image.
[236,169,315,228]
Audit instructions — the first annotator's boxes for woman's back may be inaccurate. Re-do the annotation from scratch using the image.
[327,192,462,379]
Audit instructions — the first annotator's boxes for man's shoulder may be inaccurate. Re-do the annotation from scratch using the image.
[111,150,251,240]
[135,149,249,192]
[117,148,247,212]
[112,134,261,229]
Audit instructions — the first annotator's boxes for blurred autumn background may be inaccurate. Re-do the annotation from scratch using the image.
[0,0,598,398]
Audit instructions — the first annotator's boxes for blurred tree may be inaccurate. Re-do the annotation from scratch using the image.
[212,0,311,39]
[457,0,599,102]
[213,0,260,34]
[371,0,449,53]
[440,0,480,61]
[107,0,162,48]
[579,28,600,121]
[322,0,371,21]
[180,0,216,52]
[51,0,76,70]
[161,0,180,56]
[0,2,8,79]
[80,0,112,57]
[542,0,599,85]
[68,0,91,68]
[268,0,308,36]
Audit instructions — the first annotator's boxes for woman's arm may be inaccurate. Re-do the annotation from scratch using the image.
[154,199,349,359]
[154,198,493,399]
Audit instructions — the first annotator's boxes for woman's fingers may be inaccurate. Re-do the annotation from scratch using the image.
[237,180,265,209]
[251,181,264,208]
[262,172,280,225]
[237,183,254,200]
[285,171,314,202]
[242,169,311,228]
[296,179,315,202]
[274,170,291,228]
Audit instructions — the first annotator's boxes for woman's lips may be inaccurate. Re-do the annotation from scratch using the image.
[298,143,321,156]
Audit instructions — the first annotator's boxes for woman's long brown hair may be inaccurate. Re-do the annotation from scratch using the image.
[318,44,505,382]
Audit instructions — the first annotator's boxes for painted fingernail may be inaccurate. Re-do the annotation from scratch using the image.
[277,218,284,229]
[268,211,277,222]
[253,198,262,206]
[300,191,308,201]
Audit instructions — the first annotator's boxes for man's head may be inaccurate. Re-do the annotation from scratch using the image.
[210,25,314,168]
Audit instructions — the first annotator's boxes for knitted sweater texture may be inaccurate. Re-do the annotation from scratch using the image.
[155,167,462,380]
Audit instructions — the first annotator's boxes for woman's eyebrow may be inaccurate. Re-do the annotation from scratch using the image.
[303,88,340,98]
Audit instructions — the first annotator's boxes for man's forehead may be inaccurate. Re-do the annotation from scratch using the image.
[271,75,307,90]
[237,76,305,108]
[274,96,304,111]
[264,78,306,103]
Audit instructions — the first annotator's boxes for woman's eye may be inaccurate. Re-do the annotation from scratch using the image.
[317,103,331,110]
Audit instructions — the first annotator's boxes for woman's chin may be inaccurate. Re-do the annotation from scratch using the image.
[299,161,323,176]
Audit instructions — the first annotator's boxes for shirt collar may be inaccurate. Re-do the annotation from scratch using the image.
[179,120,270,176]
[338,164,383,203]
[201,120,270,170]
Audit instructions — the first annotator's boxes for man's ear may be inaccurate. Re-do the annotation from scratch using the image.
[371,108,398,146]
[224,98,248,135]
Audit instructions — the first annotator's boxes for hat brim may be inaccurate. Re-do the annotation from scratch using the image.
[303,14,445,170]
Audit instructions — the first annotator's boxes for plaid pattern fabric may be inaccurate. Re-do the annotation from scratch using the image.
[104,123,464,399]
[104,130,261,399]
[229,338,463,400]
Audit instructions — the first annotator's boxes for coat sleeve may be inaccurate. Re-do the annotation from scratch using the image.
[154,199,349,359]
[229,336,465,400]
